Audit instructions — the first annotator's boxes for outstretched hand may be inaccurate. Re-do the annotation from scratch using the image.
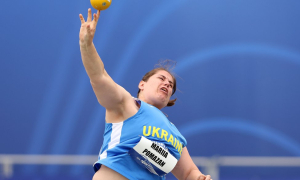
[79,8,100,46]
[198,174,212,180]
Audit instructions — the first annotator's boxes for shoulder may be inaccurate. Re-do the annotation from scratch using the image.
[105,96,139,123]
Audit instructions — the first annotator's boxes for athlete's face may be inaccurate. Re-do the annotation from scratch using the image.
[138,70,174,109]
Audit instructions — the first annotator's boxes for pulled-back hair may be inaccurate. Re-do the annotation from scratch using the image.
[137,60,177,107]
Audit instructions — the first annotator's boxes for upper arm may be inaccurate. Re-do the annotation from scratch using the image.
[90,70,132,111]
[171,147,199,180]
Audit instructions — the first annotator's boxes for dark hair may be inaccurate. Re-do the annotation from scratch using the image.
[137,60,177,107]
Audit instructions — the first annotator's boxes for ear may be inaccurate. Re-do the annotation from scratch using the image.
[138,81,145,91]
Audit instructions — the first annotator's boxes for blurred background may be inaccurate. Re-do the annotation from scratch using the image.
[1,0,300,179]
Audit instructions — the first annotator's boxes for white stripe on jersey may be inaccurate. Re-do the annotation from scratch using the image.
[100,122,123,160]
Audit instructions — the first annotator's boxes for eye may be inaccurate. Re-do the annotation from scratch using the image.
[158,77,164,80]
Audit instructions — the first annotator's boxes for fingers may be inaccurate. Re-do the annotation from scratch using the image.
[79,14,85,24]
[96,10,101,22]
[92,10,100,28]
[198,175,205,180]
[97,10,100,17]
[87,8,92,22]
[93,13,99,25]
[93,13,97,23]
[80,9,100,26]
[198,175,212,180]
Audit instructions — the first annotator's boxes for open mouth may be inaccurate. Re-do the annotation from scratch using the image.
[160,87,168,95]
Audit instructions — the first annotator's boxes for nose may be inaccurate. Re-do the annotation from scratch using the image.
[164,81,170,88]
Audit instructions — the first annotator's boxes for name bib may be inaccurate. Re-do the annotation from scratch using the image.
[129,136,178,176]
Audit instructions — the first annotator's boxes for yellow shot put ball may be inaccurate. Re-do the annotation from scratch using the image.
[90,0,111,10]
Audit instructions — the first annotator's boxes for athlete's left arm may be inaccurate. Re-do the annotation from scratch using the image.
[171,147,212,180]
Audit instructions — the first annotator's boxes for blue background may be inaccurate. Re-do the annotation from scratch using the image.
[1,0,300,179]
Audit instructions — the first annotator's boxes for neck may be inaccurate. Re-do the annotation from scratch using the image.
[138,95,164,110]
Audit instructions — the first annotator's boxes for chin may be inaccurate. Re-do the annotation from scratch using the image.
[157,94,167,101]
[159,96,170,105]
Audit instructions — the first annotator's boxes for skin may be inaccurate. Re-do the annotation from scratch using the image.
[138,70,174,109]
[79,8,212,180]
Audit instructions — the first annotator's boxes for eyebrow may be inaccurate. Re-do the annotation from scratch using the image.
[159,75,173,85]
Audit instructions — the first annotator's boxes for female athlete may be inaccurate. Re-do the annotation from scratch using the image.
[79,9,212,180]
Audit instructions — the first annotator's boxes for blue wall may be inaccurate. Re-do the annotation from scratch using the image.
[1,0,300,179]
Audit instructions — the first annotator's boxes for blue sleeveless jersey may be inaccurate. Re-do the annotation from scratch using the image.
[93,99,187,180]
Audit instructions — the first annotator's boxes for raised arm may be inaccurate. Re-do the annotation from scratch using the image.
[172,147,212,180]
[79,9,131,112]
